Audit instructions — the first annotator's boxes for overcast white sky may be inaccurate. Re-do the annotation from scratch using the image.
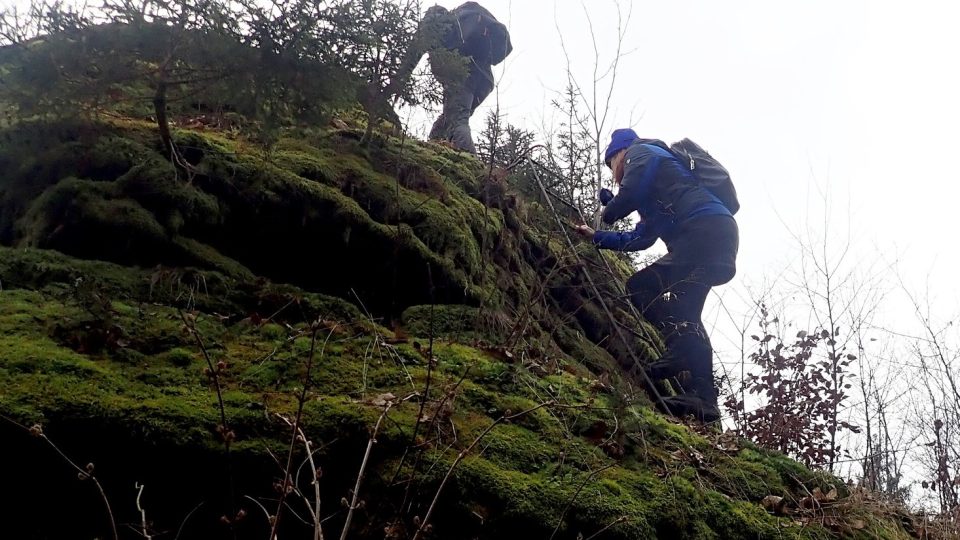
[404,0,960,348]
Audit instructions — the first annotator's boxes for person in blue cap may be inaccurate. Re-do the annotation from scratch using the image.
[574,128,739,422]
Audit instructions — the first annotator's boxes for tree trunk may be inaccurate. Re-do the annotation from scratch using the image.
[153,81,173,158]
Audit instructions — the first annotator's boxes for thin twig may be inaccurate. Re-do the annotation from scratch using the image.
[340,403,393,540]
[549,464,615,540]
[277,413,326,540]
[243,495,273,534]
[0,415,120,540]
[271,322,336,540]
[303,428,325,540]
[136,483,152,540]
[584,516,629,540]
[179,310,237,528]
[173,502,206,540]
[179,311,231,443]
[388,367,471,532]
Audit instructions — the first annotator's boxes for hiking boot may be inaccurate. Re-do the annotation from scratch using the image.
[657,395,721,423]
[644,355,690,381]
[656,376,720,423]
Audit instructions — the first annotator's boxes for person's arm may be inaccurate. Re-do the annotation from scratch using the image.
[591,222,658,252]
[379,8,453,111]
[601,145,662,225]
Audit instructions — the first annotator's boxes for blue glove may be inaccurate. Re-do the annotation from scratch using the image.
[599,188,614,206]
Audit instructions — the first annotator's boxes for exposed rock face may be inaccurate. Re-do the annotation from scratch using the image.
[0,120,917,539]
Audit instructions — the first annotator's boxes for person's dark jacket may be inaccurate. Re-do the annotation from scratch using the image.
[443,2,513,90]
[594,139,731,251]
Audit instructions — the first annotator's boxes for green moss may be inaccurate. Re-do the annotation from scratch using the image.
[0,113,918,540]
[0,259,915,539]
[163,347,195,367]
[115,160,222,232]
[267,144,338,184]
[170,236,255,279]
[400,304,481,337]
[258,323,287,340]
[18,177,168,260]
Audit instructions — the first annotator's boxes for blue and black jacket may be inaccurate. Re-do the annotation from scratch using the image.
[593,139,732,252]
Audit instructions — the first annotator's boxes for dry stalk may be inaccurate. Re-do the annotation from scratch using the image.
[349,289,416,394]
[389,367,471,530]
[179,310,238,531]
[173,502,206,540]
[136,482,152,540]
[242,495,274,537]
[584,516,630,540]
[388,304,438,479]
[303,430,325,540]
[386,366,471,536]
[0,415,120,540]
[179,310,232,446]
[50,436,118,540]
[411,401,556,540]
[271,321,337,540]
[340,402,394,540]
[276,413,326,540]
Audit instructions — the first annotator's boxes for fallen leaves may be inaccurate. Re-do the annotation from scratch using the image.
[714,431,740,453]
[369,393,396,408]
[759,484,868,534]
[761,495,790,515]
[799,486,838,510]
[763,484,839,517]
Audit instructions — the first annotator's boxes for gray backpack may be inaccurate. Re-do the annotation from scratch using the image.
[669,138,740,215]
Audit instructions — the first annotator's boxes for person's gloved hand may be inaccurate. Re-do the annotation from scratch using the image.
[573,224,595,239]
[598,188,614,206]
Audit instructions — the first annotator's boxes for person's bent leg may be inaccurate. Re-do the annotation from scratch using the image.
[429,82,459,141]
[470,77,494,114]
[663,276,712,379]
[429,114,447,141]
[630,260,710,380]
[626,263,687,378]
[626,263,670,327]
[657,272,721,421]
[448,72,494,154]
[444,84,477,154]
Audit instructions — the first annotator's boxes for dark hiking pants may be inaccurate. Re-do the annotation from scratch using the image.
[429,71,492,155]
[626,215,739,384]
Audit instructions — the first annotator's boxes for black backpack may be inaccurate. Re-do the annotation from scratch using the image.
[669,138,740,215]
[451,2,512,65]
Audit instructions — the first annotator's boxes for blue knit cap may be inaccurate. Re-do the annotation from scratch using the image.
[604,128,638,166]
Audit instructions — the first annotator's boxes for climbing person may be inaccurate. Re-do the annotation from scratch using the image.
[573,128,739,423]
[426,2,512,154]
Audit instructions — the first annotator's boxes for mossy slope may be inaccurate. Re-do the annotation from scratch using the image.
[0,119,917,539]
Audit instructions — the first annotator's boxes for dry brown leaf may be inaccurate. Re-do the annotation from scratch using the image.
[715,431,740,453]
[761,495,783,511]
[371,393,396,407]
[761,495,793,516]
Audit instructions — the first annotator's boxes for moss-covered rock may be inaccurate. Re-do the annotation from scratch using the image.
[0,243,916,540]
[0,111,919,539]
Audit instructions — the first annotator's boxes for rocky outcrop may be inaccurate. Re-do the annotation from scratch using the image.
[0,119,918,539]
